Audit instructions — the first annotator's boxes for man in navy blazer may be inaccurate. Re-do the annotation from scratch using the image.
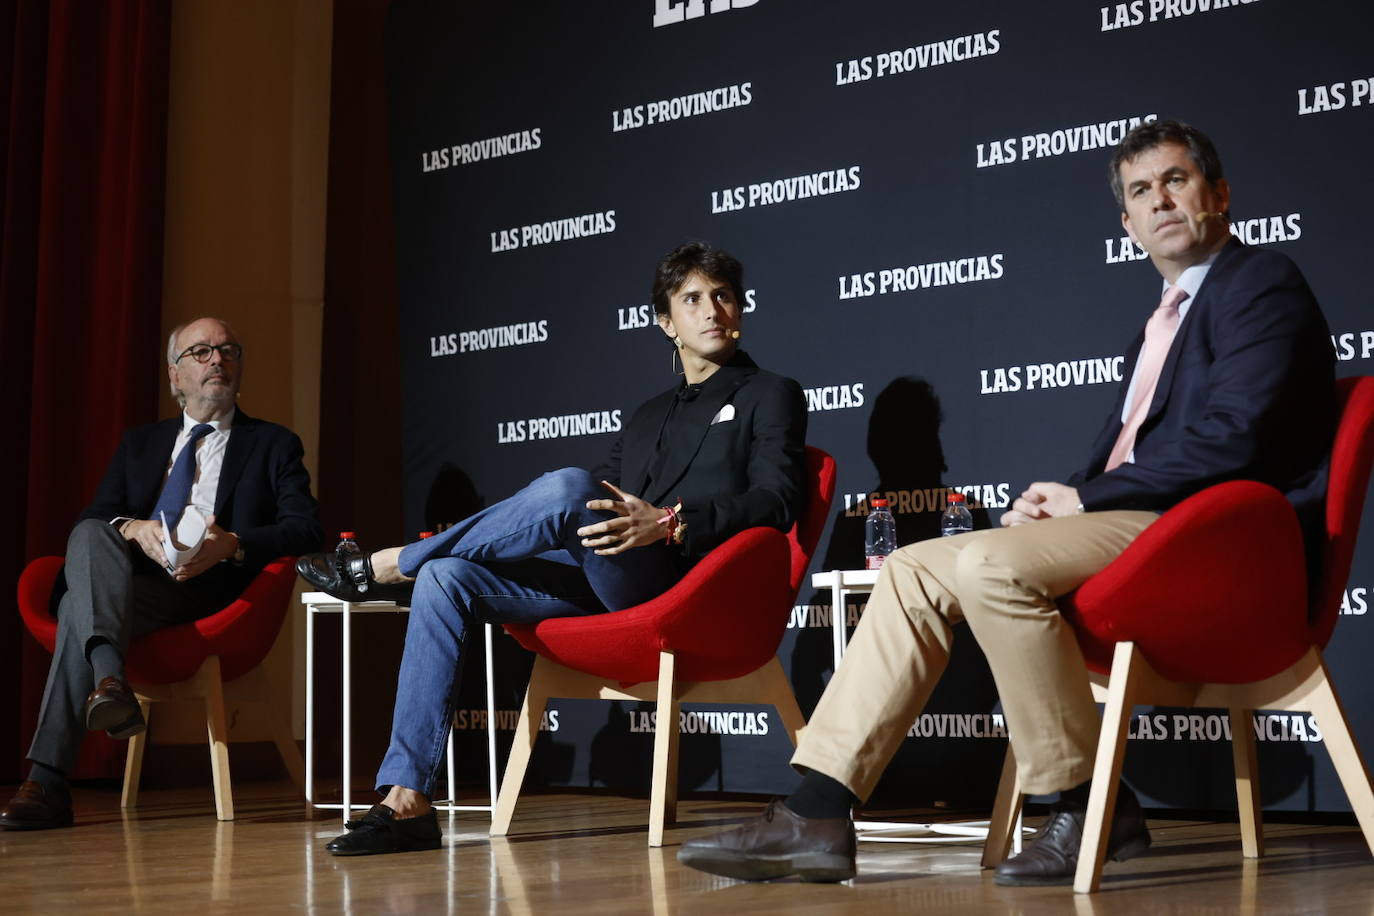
[1067,235,1334,574]
[0,317,322,831]
[679,121,1336,887]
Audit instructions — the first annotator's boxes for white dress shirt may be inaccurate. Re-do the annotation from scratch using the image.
[167,408,235,519]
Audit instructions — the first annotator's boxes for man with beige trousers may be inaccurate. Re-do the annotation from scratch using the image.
[678,120,1337,887]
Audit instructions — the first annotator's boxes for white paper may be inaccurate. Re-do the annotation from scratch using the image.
[161,508,208,570]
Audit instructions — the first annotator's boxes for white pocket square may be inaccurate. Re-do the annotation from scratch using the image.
[710,403,736,425]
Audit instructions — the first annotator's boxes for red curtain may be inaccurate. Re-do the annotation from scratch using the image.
[0,0,171,782]
[321,0,403,547]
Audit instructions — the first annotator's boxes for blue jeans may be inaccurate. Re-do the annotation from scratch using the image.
[375,467,688,795]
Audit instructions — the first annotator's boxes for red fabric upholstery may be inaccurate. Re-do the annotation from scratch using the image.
[16,556,65,653]
[1061,481,1308,683]
[1311,377,1374,648]
[15,557,299,685]
[788,447,839,597]
[1061,377,1374,684]
[506,446,838,684]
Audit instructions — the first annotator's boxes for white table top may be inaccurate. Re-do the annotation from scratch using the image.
[300,591,411,610]
[810,569,881,588]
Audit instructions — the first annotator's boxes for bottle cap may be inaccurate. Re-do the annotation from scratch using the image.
[340,531,356,538]
[871,498,889,507]
[947,493,966,503]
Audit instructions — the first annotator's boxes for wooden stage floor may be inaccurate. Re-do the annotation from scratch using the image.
[2,782,1372,914]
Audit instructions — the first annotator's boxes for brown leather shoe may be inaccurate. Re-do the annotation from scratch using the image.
[677,799,856,882]
[994,789,1151,886]
[85,676,146,739]
[0,781,73,830]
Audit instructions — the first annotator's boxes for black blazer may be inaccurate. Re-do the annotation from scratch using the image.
[80,407,323,598]
[1071,240,1336,559]
[593,352,808,560]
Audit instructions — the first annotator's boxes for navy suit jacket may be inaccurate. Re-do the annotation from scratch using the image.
[80,407,323,602]
[593,351,808,560]
[1069,240,1336,567]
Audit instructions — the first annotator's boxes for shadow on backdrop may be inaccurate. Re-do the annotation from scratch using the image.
[794,377,1003,806]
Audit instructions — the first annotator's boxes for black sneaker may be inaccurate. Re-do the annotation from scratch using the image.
[325,804,442,856]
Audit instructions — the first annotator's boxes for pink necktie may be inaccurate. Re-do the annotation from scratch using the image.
[1105,285,1189,472]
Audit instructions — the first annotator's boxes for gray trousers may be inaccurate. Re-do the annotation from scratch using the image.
[27,519,222,772]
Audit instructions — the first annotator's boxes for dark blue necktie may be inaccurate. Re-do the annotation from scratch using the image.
[153,423,215,530]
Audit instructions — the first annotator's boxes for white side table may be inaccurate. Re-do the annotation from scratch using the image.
[810,569,1025,850]
[302,592,499,824]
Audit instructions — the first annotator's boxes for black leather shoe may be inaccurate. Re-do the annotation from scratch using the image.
[85,676,146,739]
[994,789,1151,886]
[296,553,413,605]
[325,804,442,856]
[0,781,74,830]
[677,799,856,882]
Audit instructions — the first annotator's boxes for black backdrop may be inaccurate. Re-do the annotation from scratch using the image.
[382,0,1374,812]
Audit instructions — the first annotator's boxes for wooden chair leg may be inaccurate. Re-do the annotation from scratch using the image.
[758,657,807,748]
[1298,650,1374,857]
[199,656,234,821]
[490,657,552,836]
[649,650,681,848]
[121,699,153,810]
[1075,641,1143,894]
[981,744,1022,868]
[1229,705,1264,858]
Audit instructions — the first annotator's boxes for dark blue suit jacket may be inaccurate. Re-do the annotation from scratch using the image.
[80,407,323,602]
[1070,240,1336,568]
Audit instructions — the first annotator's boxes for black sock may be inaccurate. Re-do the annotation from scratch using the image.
[1059,778,1136,810]
[784,770,857,819]
[1059,780,1092,808]
[27,761,67,791]
[88,640,124,683]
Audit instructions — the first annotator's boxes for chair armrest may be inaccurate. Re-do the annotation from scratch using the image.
[508,527,792,683]
[1062,480,1309,683]
[17,556,65,653]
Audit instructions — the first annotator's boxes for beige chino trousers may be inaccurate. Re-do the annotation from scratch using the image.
[792,510,1159,798]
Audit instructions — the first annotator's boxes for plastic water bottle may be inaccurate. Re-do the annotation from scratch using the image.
[941,493,973,537]
[336,531,365,593]
[336,531,361,563]
[864,498,897,570]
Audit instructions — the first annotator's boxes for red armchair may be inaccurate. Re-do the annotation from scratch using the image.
[17,555,305,821]
[492,446,837,845]
[981,377,1374,892]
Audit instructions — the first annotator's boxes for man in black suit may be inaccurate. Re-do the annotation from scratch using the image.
[678,121,1336,886]
[0,317,322,830]
[298,241,808,855]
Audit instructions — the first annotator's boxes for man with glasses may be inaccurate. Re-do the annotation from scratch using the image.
[1,317,322,831]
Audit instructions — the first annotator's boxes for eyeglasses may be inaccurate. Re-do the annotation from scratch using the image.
[174,342,243,364]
